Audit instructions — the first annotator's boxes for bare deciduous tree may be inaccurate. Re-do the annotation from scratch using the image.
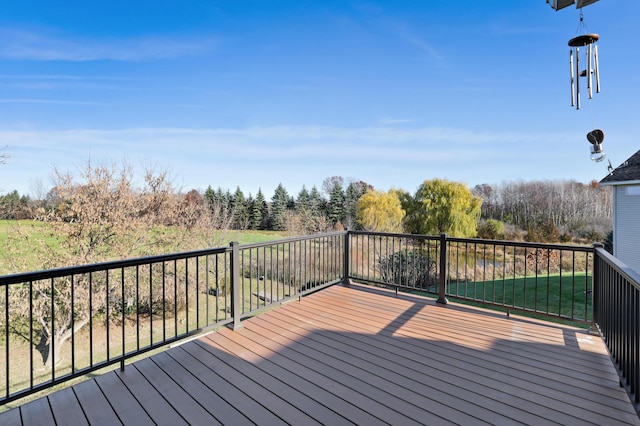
[473,179,612,241]
[6,161,232,368]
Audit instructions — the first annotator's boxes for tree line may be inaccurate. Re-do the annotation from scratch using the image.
[0,167,612,248]
[201,176,371,234]
[472,179,612,243]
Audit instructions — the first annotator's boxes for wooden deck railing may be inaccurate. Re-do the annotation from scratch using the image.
[1,230,639,413]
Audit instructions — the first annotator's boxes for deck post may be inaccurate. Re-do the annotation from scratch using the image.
[437,233,448,305]
[589,243,602,335]
[230,241,243,330]
[343,231,351,285]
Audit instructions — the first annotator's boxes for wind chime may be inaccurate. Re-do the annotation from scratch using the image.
[567,10,605,162]
[568,31,600,110]
[549,0,606,162]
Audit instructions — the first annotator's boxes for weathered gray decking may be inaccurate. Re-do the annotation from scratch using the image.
[2,282,639,425]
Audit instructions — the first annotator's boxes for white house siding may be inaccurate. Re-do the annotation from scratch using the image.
[613,185,640,273]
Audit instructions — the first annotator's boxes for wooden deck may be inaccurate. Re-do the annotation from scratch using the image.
[1,282,639,425]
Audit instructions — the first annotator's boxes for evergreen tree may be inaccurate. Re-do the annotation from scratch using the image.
[245,193,255,228]
[209,187,230,216]
[250,189,267,230]
[296,186,311,213]
[259,189,269,229]
[0,190,25,219]
[295,186,313,231]
[343,183,360,229]
[231,186,249,230]
[309,185,325,218]
[327,183,345,226]
[224,189,233,213]
[204,185,215,211]
[269,183,289,231]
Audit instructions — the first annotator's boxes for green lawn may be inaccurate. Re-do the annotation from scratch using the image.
[0,220,287,275]
[228,230,288,245]
[0,220,65,273]
[447,272,592,321]
[0,219,57,244]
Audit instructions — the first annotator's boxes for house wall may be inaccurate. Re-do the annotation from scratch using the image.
[613,184,640,273]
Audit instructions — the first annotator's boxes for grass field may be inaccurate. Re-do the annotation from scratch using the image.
[0,220,58,246]
[0,220,286,275]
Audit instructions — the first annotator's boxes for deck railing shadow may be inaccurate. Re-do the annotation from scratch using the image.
[193,288,637,425]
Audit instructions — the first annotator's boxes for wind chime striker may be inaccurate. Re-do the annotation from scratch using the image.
[569,32,600,110]
[587,128,605,162]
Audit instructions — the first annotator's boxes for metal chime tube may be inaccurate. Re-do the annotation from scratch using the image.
[570,50,575,106]
[575,47,581,110]
[594,44,600,93]
[587,43,593,99]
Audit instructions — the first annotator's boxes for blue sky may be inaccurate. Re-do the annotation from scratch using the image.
[1,0,638,199]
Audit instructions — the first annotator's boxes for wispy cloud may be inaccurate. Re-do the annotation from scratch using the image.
[378,118,416,125]
[384,21,447,66]
[0,125,588,196]
[0,99,106,105]
[1,125,571,161]
[0,27,217,62]
[351,2,448,67]
[0,74,130,80]
[0,74,133,91]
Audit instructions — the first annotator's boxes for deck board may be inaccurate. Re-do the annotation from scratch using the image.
[217,325,423,425]
[1,406,23,426]
[204,332,359,426]
[47,387,88,426]
[257,309,562,425]
[133,357,221,425]
[93,370,153,426]
[73,378,122,425]
[192,337,322,425]
[165,346,282,425]
[0,407,22,426]
[114,360,188,426]
[240,314,489,425]
[18,394,55,426]
[2,282,639,425]
[149,351,245,425]
[306,286,630,397]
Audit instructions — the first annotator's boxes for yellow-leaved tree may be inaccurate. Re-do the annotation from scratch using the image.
[404,178,482,238]
[356,189,405,233]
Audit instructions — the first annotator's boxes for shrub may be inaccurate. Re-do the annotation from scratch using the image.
[477,219,505,240]
[525,222,560,243]
[584,228,603,243]
[378,250,437,290]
